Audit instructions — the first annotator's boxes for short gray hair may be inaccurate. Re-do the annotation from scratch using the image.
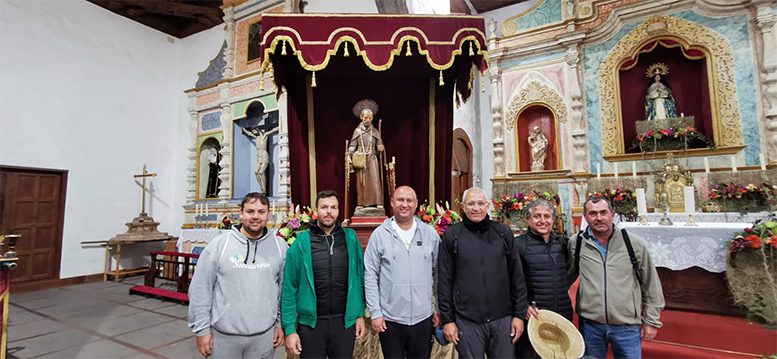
[524,199,558,220]
[583,195,613,212]
[461,187,485,203]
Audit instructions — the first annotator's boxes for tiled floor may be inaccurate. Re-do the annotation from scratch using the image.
[7,277,286,359]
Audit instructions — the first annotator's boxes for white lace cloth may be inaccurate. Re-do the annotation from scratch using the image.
[639,212,769,224]
[618,222,748,273]
[176,229,228,252]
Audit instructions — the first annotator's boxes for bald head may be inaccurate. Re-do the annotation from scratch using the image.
[391,185,418,225]
[461,187,489,223]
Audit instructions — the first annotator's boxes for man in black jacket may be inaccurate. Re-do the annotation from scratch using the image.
[438,187,528,358]
[515,199,572,358]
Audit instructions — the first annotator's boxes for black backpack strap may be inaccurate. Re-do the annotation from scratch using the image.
[620,229,644,287]
[574,229,584,274]
[490,222,514,273]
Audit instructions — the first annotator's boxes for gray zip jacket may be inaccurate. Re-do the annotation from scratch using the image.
[364,217,439,325]
[188,226,287,336]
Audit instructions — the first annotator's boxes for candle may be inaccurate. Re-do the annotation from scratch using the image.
[703,157,710,174]
[731,155,738,172]
[631,162,637,178]
[636,188,648,215]
[196,203,201,217]
[760,153,767,171]
[614,162,619,178]
[683,186,696,215]
[205,203,209,216]
[596,162,601,179]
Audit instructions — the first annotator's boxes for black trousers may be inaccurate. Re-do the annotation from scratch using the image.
[298,316,355,359]
[455,315,515,359]
[378,316,434,359]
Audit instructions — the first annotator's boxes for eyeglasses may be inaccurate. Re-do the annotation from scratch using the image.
[464,201,488,209]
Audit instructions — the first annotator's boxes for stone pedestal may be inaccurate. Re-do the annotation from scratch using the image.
[344,216,386,248]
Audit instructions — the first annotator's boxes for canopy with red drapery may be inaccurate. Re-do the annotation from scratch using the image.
[258,14,489,215]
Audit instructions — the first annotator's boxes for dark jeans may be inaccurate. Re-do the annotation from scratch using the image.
[580,318,642,359]
[378,316,434,359]
[455,315,515,359]
[515,328,539,359]
[298,316,355,359]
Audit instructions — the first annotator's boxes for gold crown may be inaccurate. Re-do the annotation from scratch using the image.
[646,63,669,77]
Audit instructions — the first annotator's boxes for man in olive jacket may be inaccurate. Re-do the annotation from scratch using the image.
[568,196,664,359]
[281,190,366,358]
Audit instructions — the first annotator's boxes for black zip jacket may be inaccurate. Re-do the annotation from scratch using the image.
[516,230,573,321]
[437,215,528,324]
[309,220,349,318]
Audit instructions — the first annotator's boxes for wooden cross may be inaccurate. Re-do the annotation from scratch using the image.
[134,164,157,214]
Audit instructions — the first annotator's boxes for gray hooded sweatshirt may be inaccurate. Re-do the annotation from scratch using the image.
[364,217,439,325]
[188,226,287,336]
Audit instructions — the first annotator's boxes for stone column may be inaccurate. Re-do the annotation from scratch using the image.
[186,108,199,203]
[222,7,235,79]
[276,90,291,206]
[755,5,777,163]
[487,21,505,178]
[218,87,232,203]
[563,38,588,173]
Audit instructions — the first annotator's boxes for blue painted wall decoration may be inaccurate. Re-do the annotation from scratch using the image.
[201,112,222,132]
[233,108,280,199]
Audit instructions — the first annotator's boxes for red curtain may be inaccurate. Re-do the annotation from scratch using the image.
[619,42,711,152]
[262,15,482,216]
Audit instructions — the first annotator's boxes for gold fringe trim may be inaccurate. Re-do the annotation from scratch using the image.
[259,27,490,74]
[439,70,444,86]
[311,71,317,87]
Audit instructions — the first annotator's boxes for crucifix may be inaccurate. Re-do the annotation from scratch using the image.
[134,164,157,214]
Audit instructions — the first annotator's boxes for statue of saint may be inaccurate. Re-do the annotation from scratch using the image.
[205,147,221,198]
[348,99,385,214]
[528,126,548,171]
[242,126,279,194]
[644,63,678,121]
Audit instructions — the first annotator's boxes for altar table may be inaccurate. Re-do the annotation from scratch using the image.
[619,222,748,315]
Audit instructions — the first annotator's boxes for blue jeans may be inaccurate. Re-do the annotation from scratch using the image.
[580,319,642,359]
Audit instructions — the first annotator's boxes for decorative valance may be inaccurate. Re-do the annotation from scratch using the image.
[620,39,706,70]
[259,13,489,75]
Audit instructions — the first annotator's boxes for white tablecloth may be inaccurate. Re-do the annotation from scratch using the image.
[618,222,747,273]
[177,229,228,253]
[639,212,769,224]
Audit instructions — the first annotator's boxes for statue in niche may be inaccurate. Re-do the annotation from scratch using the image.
[242,126,279,194]
[205,147,221,198]
[528,126,548,171]
[644,63,678,121]
[348,99,385,216]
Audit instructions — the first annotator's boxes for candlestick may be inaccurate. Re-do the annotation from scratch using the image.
[614,163,619,178]
[730,155,737,172]
[596,162,601,179]
[760,153,767,171]
[703,157,710,174]
[631,162,637,178]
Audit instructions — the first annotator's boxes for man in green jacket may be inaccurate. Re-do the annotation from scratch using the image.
[282,190,366,358]
[568,196,664,359]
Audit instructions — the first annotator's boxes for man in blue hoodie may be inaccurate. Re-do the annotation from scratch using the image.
[364,185,440,358]
[188,192,287,358]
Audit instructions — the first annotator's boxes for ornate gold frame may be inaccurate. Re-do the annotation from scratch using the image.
[598,15,743,157]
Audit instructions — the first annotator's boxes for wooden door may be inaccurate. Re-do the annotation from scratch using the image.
[451,129,473,205]
[0,167,66,284]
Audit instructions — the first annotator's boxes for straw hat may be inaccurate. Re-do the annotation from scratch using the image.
[528,309,585,359]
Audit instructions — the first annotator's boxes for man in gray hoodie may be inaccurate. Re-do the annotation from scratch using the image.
[188,192,287,358]
[364,185,440,358]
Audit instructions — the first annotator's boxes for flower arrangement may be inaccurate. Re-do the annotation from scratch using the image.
[491,191,560,223]
[636,125,712,152]
[416,202,462,236]
[276,206,315,245]
[588,188,637,219]
[708,182,775,213]
[726,215,777,325]
[218,213,241,229]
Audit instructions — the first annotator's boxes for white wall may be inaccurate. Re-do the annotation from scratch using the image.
[0,0,224,278]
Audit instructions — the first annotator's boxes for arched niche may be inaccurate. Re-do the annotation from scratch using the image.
[451,128,473,204]
[232,99,280,198]
[515,105,559,172]
[619,39,712,152]
[599,15,743,157]
[198,137,221,199]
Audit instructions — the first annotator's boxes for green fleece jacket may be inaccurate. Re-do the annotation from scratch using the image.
[281,227,365,335]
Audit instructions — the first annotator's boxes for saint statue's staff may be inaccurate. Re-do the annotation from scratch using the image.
[378,119,385,199]
[344,140,351,223]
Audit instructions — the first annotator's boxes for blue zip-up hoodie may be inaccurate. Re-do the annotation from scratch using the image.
[363,217,439,325]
